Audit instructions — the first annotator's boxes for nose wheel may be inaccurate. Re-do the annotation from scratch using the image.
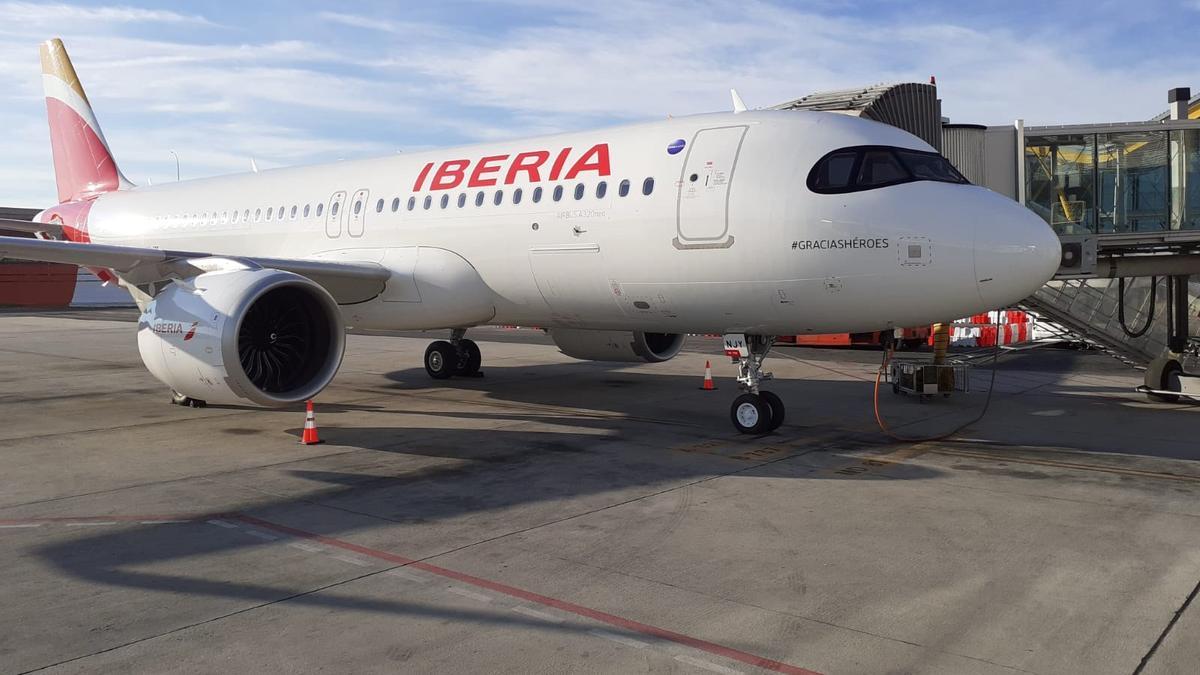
[723,334,785,434]
[424,330,483,380]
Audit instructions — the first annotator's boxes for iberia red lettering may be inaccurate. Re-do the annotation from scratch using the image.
[431,159,469,190]
[412,162,434,191]
[548,148,572,181]
[564,143,610,180]
[505,151,550,184]
[468,154,509,188]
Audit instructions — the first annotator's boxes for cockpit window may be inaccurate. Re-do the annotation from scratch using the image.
[807,145,968,194]
[856,150,908,187]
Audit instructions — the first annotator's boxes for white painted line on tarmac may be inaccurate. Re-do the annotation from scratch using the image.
[66,521,117,527]
[289,541,324,553]
[512,606,563,623]
[386,568,430,583]
[588,629,649,649]
[207,519,239,529]
[673,654,743,674]
[330,554,370,567]
[139,520,191,524]
[243,530,280,541]
[0,523,42,529]
[447,586,493,603]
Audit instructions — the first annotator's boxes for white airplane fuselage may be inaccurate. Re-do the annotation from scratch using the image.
[74,110,1060,336]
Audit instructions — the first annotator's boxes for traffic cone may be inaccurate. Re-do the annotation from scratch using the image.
[699,360,717,390]
[300,400,323,445]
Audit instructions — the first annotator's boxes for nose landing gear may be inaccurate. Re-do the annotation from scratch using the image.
[424,329,483,380]
[724,334,784,434]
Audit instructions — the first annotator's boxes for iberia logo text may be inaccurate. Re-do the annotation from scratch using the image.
[152,320,199,341]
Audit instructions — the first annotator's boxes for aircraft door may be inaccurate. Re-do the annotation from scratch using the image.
[348,188,368,238]
[325,191,347,238]
[675,125,746,248]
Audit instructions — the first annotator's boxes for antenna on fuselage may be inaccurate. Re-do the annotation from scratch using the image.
[250,157,259,173]
[730,88,748,113]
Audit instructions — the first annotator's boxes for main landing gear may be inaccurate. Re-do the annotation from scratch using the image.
[724,334,785,434]
[424,328,483,379]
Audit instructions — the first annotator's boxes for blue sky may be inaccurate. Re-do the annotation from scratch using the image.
[0,0,1195,206]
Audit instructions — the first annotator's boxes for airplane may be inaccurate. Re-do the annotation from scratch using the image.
[0,39,1060,435]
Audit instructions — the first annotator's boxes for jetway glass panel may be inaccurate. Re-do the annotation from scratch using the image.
[1171,129,1200,231]
[1097,131,1168,233]
[1025,134,1096,235]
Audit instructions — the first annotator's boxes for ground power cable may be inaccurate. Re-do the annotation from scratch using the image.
[872,336,1002,443]
[1118,276,1157,339]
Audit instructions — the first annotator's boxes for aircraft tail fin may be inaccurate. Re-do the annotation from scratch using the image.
[40,38,132,203]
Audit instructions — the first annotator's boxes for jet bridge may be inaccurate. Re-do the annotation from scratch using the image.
[940,87,1200,400]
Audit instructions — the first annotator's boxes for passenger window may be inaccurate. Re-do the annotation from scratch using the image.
[278,206,285,219]
[532,186,542,203]
[642,177,654,195]
[231,211,239,224]
[316,203,324,217]
[553,185,563,202]
[265,208,272,220]
[493,190,503,205]
[619,179,630,197]
[290,205,297,219]
[391,198,400,212]
[331,202,340,217]
[375,199,384,213]
[423,195,432,209]
[574,183,585,200]
[244,209,251,221]
[513,188,523,204]
[810,150,858,191]
[407,196,416,211]
[221,211,228,224]
[440,194,449,209]
[254,208,262,222]
[596,181,607,199]
[353,200,362,215]
[457,193,466,208]
[475,191,485,206]
[303,204,310,218]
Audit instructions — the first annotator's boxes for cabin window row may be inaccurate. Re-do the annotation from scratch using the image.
[153,177,655,226]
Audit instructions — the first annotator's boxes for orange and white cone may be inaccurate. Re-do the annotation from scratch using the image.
[700,360,717,390]
[300,400,323,445]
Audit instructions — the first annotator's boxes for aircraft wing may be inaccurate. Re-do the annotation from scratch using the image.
[0,234,390,304]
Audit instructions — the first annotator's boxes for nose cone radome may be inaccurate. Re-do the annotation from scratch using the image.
[974,194,1061,309]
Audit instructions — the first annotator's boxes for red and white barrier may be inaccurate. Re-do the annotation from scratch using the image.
[942,310,1035,348]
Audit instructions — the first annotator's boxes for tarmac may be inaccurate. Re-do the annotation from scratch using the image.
[1,311,1199,674]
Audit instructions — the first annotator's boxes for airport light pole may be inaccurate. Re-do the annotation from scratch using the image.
[169,150,180,181]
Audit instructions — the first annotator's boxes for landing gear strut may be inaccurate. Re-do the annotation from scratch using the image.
[424,329,483,380]
[724,334,784,434]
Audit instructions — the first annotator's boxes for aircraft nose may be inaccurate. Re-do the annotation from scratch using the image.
[974,193,1061,309]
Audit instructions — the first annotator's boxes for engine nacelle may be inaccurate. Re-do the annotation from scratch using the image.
[550,329,685,363]
[137,267,344,406]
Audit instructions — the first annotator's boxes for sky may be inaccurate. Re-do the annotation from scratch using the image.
[0,0,1195,206]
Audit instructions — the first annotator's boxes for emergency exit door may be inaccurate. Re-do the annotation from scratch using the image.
[676,125,746,246]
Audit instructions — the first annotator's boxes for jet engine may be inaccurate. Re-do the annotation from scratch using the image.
[137,267,345,406]
[549,329,685,363]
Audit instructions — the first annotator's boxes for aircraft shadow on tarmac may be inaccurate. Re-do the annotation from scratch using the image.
[31,347,1194,630]
[36,365,949,629]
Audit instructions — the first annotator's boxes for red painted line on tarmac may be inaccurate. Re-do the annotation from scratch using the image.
[232,513,822,675]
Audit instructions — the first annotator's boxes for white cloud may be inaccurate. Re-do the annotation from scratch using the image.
[0,2,214,26]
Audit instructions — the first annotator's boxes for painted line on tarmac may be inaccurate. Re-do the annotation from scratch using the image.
[65,521,118,527]
[447,586,493,603]
[206,519,239,529]
[675,653,745,674]
[330,553,371,567]
[386,568,430,583]
[0,523,42,529]
[512,606,562,623]
[589,628,649,649]
[231,513,823,675]
[242,529,280,541]
[289,541,324,553]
